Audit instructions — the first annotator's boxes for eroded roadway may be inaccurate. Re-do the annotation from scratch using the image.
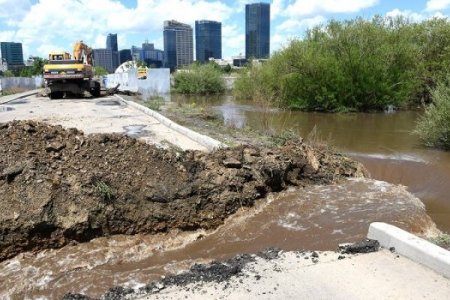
[0,93,208,151]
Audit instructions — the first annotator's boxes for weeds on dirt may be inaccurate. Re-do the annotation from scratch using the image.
[305,125,335,151]
[429,233,450,250]
[270,130,298,146]
[144,96,165,111]
[0,87,28,96]
[93,180,115,202]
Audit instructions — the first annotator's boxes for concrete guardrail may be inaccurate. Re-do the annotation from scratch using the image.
[368,222,450,279]
[0,89,41,105]
[115,95,226,151]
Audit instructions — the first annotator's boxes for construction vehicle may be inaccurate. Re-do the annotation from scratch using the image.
[43,41,101,99]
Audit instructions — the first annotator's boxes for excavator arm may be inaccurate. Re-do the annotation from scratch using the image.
[73,41,93,65]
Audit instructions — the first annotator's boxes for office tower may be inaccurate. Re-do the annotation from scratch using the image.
[0,42,24,70]
[245,2,270,59]
[93,49,114,73]
[119,49,132,64]
[141,42,164,68]
[106,33,119,70]
[195,20,222,63]
[106,33,118,52]
[131,46,142,61]
[163,20,193,71]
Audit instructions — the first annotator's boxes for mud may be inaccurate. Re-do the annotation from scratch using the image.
[0,120,367,262]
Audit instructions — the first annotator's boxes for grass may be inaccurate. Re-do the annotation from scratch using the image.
[428,233,450,250]
[93,180,115,202]
[143,96,165,111]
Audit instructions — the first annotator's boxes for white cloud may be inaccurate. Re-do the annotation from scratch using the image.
[271,0,286,20]
[286,0,379,17]
[2,0,234,57]
[426,0,450,11]
[386,9,425,22]
[277,15,326,33]
[222,24,244,55]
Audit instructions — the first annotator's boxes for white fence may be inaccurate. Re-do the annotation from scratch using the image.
[106,68,170,99]
[0,76,43,92]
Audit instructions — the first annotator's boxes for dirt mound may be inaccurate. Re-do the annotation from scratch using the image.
[0,120,367,262]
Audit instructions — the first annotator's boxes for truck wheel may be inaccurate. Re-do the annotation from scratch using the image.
[91,82,101,98]
[49,92,63,99]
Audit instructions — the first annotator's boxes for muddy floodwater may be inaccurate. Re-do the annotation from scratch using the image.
[0,95,448,299]
[0,179,434,299]
[191,95,450,233]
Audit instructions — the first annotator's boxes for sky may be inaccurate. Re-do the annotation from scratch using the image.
[1,0,450,60]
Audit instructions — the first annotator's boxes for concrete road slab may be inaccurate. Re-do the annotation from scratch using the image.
[0,95,208,151]
[133,249,450,300]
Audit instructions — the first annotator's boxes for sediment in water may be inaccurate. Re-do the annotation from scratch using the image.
[0,120,367,262]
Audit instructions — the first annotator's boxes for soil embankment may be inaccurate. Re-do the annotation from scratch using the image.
[0,120,367,262]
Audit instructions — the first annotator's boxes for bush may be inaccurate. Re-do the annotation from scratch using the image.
[234,16,450,112]
[415,77,450,149]
[173,63,225,94]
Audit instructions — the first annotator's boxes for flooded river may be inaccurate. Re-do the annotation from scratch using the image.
[208,95,450,233]
[0,95,447,299]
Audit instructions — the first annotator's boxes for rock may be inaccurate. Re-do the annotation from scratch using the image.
[45,142,66,152]
[0,163,25,182]
[223,158,242,169]
[339,239,380,254]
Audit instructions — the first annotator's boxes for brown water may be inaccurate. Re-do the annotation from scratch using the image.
[1,95,447,299]
[0,179,434,299]
[205,95,450,233]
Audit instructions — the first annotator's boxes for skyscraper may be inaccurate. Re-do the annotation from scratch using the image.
[0,42,24,70]
[163,20,193,71]
[106,33,118,52]
[195,20,222,63]
[119,49,132,64]
[141,42,164,68]
[93,49,114,73]
[245,2,270,59]
[106,33,119,71]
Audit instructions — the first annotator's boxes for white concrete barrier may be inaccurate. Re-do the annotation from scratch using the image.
[368,222,450,279]
[0,76,43,92]
[115,95,226,151]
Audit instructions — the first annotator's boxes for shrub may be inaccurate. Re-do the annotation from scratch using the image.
[234,16,450,112]
[173,63,225,94]
[415,77,450,149]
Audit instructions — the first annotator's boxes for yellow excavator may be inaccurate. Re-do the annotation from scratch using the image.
[43,41,101,99]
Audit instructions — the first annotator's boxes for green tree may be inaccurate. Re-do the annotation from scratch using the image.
[30,57,47,76]
[415,77,450,149]
[94,66,109,76]
[2,70,14,77]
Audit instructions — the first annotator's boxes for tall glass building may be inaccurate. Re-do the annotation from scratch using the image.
[245,2,270,59]
[195,20,222,63]
[163,20,193,71]
[106,33,118,51]
[0,42,24,67]
[106,33,119,71]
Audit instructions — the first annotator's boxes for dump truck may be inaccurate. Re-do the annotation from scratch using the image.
[43,41,101,99]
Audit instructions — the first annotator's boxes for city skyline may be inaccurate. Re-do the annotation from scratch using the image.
[1,1,450,60]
